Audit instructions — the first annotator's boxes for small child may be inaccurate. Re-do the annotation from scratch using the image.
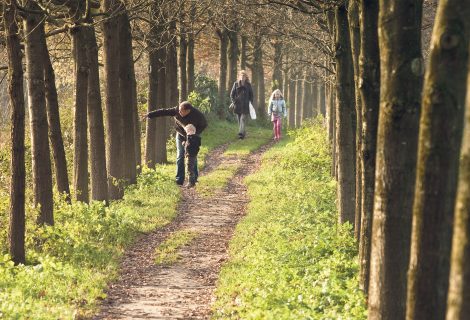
[184,124,201,188]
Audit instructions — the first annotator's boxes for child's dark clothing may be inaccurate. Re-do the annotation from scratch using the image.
[185,134,201,185]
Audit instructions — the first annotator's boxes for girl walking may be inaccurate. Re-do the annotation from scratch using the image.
[267,89,287,141]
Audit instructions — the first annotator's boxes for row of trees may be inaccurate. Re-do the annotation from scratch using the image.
[276,0,468,319]
[2,0,325,266]
[5,0,469,318]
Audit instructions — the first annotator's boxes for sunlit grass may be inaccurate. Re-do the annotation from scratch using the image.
[154,229,199,265]
[196,162,241,197]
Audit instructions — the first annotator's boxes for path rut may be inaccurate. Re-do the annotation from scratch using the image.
[94,141,272,319]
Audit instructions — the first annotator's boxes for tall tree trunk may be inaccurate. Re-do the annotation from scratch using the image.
[42,30,71,203]
[166,19,179,136]
[156,41,168,164]
[446,70,470,320]
[24,1,54,225]
[103,0,123,200]
[240,35,247,70]
[119,12,137,186]
[85,24,108,202]
[348,0,362,241]
[227,27,239,93]
[368,0,423,318]
[288,72,296,129]
[272,40,283,91]
[334,4,356,225]
[302,74,312,121]
[282,67,289,103]
[131,56,141,173]
[358,0,380,297]
[319,82,326,117]
[187,33,195,95]
[146,50,158,168]
[179,19,188,101]
[255,36,266,119]
[407,0,470,318]
[217,29,228,118]
[311,80,318,118]
[72,26,89,203]
[5,1,26,264]
[295,77,303,128]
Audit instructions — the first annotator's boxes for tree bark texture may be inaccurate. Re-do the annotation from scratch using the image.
[42,28,71,203]
[187,34,195,95]
[119,12,137,186]
[446,70,470,320]
[103,0,123,200]
[217,29,228,118]
[368,0,423,318]
[227,28,239,93]
[179,20,188,101]
[254,36,266,119]
[348,0,362,241]
[334,4,356,225]
[288,73,296,129]
[5,1,26,264]
[240,35,247,70]
[295,78,303,128]
[24,1,54,225]
[85,24,108,202]
[72,26,89,203]
[156,42,168,164]
[146,50,158,169]
[166,19,179,137]
[302,75,312,121]
[358,0,380,297]
[272,40,283,91]
[407,0,470,318]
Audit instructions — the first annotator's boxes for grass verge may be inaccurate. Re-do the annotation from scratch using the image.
[154,229,199,265]
[0,119,242,319]
[212,119,367,319]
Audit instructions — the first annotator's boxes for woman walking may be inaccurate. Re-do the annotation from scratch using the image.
[230,70,254,139]
[267,89,287,141]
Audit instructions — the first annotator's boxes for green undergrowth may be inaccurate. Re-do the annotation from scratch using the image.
[0,119,243,319]
[0,165,179,319]
[213,118,367,319]
[154,229,199,265]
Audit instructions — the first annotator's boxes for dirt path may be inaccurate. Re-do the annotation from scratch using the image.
[94,141,272,320]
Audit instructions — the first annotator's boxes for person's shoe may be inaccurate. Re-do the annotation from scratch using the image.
[176,180,184,186]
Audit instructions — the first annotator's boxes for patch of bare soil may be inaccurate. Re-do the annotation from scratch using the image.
[93,141,273,320]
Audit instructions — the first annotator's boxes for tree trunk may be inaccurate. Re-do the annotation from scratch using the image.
[24,1,54,225]
[358,0,380,297]
[227,27,239,93]
[348,0,362,241]
[282,67,289,103]
[119,12,137,186]
[368,0,423,318]
[272,40,283,91]
[166,19,179,136]
[156,41,168,164]
[5,1,26,264]
[319,82,326,117]
[187,33,195,95]
[103,0,123,200]
[334,4,356,225]
[179,19,188,101]
[302,74,312,121]
[288,72,296,129]
[447,72,470,320]
[72,26,89,203]
[146,50,158,168]
[311,80,318,118]
[295,77,303,128]
[131,57,141,173]
[85,24,108,202]
[42,29,71,203]
[407,0,470,318]
[254,36,265,119]
[240,35,247,70]
[217,29,228,118]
